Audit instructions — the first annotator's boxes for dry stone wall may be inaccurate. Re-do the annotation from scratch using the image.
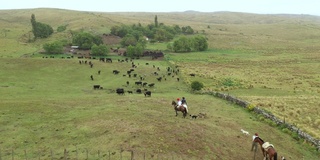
[206,91,320,151]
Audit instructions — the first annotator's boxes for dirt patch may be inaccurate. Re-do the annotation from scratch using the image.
[102,34,122,45]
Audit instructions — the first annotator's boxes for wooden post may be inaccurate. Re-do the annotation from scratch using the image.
[130,150,134,160]
[24,150,27,160]
[76,146,78,160]
[86,148,88,160]
[11,149,14,160]
[64,149,67,160]
[51,149,53,160]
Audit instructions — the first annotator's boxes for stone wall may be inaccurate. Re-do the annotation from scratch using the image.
[206,91,320,151]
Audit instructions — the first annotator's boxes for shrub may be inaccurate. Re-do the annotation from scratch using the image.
[191,81,204,91]
[247,103,255,111]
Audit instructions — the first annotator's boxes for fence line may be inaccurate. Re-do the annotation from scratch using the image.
[0,148,188,160]
[205,91,320,151]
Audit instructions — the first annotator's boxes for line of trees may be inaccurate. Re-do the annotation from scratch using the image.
[167,35,208,52]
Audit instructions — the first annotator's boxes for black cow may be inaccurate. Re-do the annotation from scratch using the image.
[99,57,105,62]
[148,83,155,87]
[116,88,125,95]
[156,77,162,82]
[106,58,112,63]
[142,82,148,87]
[189,73,196,77]
[136,89,142,94]
[127,91,133,94]
[93,85,100,89]
[144,91,151,97]
[90,75,94,81]
[113,70,120,74]
[135,81,142,85]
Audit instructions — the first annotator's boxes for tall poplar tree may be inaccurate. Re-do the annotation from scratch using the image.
[155,15,158,27]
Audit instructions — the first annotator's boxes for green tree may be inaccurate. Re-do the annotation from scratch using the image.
[91,44,109,56]
[120,34,137,47]
[43,41,63,54]
[30,14,53,39]
[57,25,68,32]
[126,45,135,58]
[182,26,194,34]
[191,81,204,91]
[173,36,191,52]
[155,15,158,27]
[192,35,208,51]
[72,32,102,50]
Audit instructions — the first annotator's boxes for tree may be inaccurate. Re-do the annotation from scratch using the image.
[72,32,103,50]
[91,44,109,56]
[30,14,53,39]
[126,45,135,58]
[57,25,68,32]
[155,15,158,27]
[43,41,63,54]
[182,26,194,34]
[173,36,191,52]
[192,35,208,51]
[191,81,204,91]
[120,34,137,47]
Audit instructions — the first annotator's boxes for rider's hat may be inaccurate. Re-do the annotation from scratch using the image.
[177,98,180,101]
[255,133,259,136]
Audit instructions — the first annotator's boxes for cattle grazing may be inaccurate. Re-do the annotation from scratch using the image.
[135,81,142,85]
[177,78,180,81]
[136,89,142,94]
[113,70,120,74]
[142,82,148,87]
[90,75,94,81]
[79,60,82,64]
[148,83,155,87]
[116,88,125,95]
[133,74,137,77]
[106,58,112,63]
[126,81,130,86]
[156,77,162,82]
[99,57,105,62]
[144,91,151,97]
[127,70,132,74]
[189,73,196,77]
[98,70,101,75]
[93,85,100,90]
[127,91,133,94]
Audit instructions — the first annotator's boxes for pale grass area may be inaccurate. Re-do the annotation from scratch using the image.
[170,51,320,139]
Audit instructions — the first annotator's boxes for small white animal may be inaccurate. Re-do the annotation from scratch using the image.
[241,129,250,135]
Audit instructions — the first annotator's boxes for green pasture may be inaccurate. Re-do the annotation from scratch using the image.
[0,57,319,159]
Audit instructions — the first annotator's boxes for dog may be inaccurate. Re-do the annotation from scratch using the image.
[240,129,250,135]
[190,114,198,119]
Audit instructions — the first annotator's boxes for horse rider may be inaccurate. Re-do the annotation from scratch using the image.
[177,98,182,107]
[177,97,188,113]
[252,133,259,141]
[181,97,188,113]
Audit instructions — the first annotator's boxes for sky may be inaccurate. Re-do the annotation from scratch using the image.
[1,0,320,16]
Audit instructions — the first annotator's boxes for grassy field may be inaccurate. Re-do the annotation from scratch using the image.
[0,8,320,159]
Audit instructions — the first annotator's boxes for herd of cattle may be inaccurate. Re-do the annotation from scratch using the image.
[42,53,196,97]
[74,54,194,97]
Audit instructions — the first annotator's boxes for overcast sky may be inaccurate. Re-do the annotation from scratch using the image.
[2,0,320,16]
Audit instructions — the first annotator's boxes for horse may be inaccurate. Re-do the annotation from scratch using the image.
[252,136,278,160]
[171,101,187,118]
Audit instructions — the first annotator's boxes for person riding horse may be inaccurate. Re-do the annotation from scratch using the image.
[177,98,188,113]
